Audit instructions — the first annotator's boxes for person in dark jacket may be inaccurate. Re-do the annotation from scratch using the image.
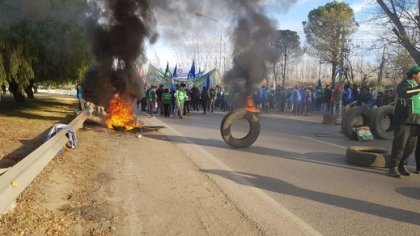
[389,66,420,178]
[76,84,84,111]
[201,86,210,114]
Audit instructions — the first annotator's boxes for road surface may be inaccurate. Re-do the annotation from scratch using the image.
[149,110,420,236]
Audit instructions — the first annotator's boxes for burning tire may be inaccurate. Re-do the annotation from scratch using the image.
[220,109,260,148]
[345,146,390,168]
[371,105,394,140]
[341,107,373,140]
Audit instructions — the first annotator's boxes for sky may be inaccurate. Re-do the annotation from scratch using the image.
[146,0,379,69]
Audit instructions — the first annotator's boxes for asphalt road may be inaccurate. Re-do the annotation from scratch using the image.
[149,110,420,236]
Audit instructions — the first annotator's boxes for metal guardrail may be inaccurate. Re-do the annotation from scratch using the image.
[0,112,89,214]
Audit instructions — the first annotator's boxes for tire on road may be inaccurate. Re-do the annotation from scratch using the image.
[345,146,390,168]
[220,109,260,148]
[341,107,373,140]
[371,105,394,140]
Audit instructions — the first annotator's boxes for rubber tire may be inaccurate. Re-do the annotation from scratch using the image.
[220,110,260,148]
[371,105,394,140]
[346,146,390,168]
[341,107,373,140]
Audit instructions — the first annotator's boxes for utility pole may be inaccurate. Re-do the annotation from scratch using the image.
[375,46,387,101]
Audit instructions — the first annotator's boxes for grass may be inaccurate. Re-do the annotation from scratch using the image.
[0,93,77,122]
[0,93,79,161]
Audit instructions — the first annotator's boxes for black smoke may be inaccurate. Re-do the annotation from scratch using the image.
[82,0,298,108]
[82,0,158,107]
[223,1,280,107]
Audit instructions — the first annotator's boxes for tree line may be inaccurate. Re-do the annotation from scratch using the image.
[0,0,418,102]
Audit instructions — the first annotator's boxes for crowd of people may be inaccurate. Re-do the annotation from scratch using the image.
[137,81,397,119]
[253,83,396,117]
[138,83,220,118]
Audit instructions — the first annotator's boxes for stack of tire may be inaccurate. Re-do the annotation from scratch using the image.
[341,105,394,141]
[342,105,394,168]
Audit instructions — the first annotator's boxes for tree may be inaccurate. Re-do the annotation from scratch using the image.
[0,20,36,102]
[376,0,420,64]
[271,30,303,87]
[303,1,358,87]
[386,46,416,85]
[0,0,92,102]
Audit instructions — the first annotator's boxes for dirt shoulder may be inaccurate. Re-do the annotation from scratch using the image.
[0,94,261,235]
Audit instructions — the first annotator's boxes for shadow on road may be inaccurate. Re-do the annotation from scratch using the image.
[144,133,385,175]
[201,169,420,226]
[395,187,420,201]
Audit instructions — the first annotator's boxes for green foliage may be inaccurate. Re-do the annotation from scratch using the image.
[271,30,302,86]
[387,47,416,82]
[33,18,93,84]
[0,0,93,95]
[303,1,358,63]
[0,53,6,83]
[272,30,302,59]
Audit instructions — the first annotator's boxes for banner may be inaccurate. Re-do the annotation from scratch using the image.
[147,64,217,90]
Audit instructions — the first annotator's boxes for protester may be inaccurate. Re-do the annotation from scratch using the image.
[388,66,420,178]
[268,85,275,110]
[191,85,200,111]
[201,86,210,114]
[175,83,187,118]
[162,88,171,117]
[291,85,301,116]
[156,84,164,115]
[209,87,216,112]
[1,83,6,96]
[343,84,353,106]
[332,83,343,116]
[147,85,157,117]
[140,86,148,111]
[305,87,312,116]
[76,84,84,111]
[323,85,332,112]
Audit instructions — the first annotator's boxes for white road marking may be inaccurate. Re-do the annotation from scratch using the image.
[301,136,348,150]
[153,118,323,236]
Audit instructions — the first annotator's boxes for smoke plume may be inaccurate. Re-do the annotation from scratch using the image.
[82,0,298,108]
[82,0,158,107]
[223,0,282,107]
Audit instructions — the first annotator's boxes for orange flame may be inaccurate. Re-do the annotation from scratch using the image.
[246,96,260,113]
[105,95,140,130]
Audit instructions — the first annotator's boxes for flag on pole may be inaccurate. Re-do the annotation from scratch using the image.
[171,77,176,91]
[172,64,178,78]
[205,73,210,89]
[188,60,195,80]
[163,62,170,78]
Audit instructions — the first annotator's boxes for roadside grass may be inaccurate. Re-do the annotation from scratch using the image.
[0,94,77,121]
[0,93,78,161]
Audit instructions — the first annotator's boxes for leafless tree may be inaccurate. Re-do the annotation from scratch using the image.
[376,0,420,64]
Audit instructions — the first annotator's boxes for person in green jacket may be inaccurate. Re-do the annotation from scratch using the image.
[176,83,187,118]
[147,85,157,117]
[162,88,171,117]
[389,66,420,178]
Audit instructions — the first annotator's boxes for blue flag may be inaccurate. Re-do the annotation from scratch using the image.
[188,60,195,80]
[171,77,176,91]
[197,68,204,77]
[172,64,177,78]
[205,73,210,90]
